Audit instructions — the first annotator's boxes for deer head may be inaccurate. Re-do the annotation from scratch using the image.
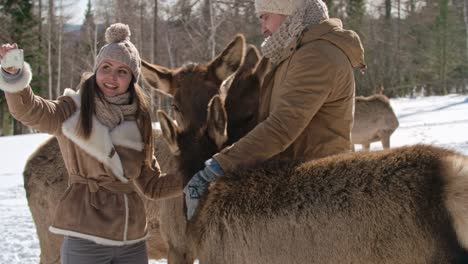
[222,45,270,145]
[141,35,245,134]
[158,96,227,178]
[141,35,270,181]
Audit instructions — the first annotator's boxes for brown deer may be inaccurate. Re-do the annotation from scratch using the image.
[155,79,468,263]
[140,37,268,264]
[352,94,399,150]
[23,35,260,263]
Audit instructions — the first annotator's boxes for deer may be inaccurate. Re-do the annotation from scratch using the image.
[352,94,399,151]
[22,34,262,264]
[140,36,268,264]
[154,71,468,263]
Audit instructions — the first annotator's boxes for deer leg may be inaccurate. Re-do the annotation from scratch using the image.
[167,247,194,264]
[362,143,370,151]
[377,131,391,149]
[381,136,391,149]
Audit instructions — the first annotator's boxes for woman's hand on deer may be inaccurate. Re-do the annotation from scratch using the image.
[184,158,224,220]
[0,43,23,75]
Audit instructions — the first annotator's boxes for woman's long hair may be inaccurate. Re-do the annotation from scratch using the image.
[77,74,154,165]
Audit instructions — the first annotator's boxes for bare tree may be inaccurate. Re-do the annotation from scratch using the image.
[152,0,158,64]
[56,0,64,97]
[463,0,468,61]
[47,0,55,99]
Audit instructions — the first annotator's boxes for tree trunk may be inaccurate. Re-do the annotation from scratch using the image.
[152,0,158,64]
[47,0,55,99]
[383,0,393,96]
[439,0,448,94]
[464,0,468,62]
[38,0,44,97]
[139,0,144,56]
[151,0,159,118]
[94,23,98,66]
[0,97,3,136]
[165,32,175,68]
[396,0,401,95]
[2,103,11,135]
[56,1,63,97]
[208,0,216,59]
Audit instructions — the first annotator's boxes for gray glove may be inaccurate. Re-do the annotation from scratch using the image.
[183,158,223,220]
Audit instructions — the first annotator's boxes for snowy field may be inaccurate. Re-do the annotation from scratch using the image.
[1,94,468,263]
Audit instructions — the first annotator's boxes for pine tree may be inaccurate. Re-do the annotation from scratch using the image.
[80,0,97,71]
[346,0,365,31]
[0,0,40,134]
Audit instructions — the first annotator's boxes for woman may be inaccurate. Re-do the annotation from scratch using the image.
[0,23,181,263]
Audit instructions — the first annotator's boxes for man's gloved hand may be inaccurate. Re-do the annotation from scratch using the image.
[183,158,223,220]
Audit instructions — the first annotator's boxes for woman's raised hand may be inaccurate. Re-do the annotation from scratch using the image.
[0,43,21,75]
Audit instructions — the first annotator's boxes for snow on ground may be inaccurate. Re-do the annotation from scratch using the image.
[0,94,467,263]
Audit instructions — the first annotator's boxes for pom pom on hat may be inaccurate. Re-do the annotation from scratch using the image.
[105,23,131,43]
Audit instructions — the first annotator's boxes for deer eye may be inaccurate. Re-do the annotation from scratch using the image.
[171,104,180,112]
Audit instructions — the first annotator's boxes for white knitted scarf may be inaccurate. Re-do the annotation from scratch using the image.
[261,1,328,65]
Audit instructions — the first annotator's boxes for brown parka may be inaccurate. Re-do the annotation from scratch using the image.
[1,66,182,246]
[214,19,366,172]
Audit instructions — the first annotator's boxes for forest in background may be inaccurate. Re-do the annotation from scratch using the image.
[0,0,467,135]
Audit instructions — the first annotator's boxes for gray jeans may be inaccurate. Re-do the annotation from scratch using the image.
[60,236,148,264]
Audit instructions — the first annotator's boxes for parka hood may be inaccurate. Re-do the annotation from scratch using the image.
[301,18,366,69]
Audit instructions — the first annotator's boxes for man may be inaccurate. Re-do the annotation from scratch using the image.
[184,0,366,219]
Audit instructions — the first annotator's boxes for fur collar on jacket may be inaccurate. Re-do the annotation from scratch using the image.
[61,88,144,183]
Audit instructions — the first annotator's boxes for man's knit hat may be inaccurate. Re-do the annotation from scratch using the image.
[255,0,329,22]
[94,23,141,82]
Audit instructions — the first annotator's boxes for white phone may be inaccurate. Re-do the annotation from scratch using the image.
[1,49,24,69]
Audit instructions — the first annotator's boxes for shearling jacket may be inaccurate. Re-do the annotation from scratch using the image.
[0,64,182,246]
[214,19,366,172]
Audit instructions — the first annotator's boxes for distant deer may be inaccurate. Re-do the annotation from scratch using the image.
[352,94,399,150]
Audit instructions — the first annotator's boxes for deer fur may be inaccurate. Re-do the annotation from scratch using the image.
[157,85,468,264]
[352,94,399,150]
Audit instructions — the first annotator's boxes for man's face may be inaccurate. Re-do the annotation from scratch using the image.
[259,12,288,38]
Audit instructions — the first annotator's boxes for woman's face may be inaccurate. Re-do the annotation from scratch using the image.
[96,59,133,97]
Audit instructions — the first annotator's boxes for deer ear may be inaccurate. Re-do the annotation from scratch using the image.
[206,95,227,149]
[157,110,180,155]
[141,60,175,96]
[240,45,260,73]
[254,57,271,83]
[209,34,245,82]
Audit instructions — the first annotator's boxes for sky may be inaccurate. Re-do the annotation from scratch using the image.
[1,93,468,263]
[69,0,88,25]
